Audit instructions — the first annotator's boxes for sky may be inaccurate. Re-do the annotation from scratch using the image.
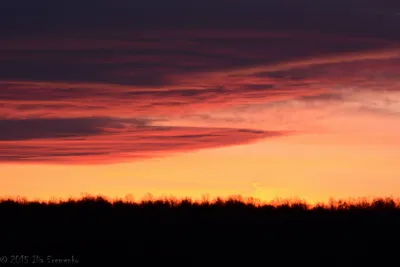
[1,0,400,203]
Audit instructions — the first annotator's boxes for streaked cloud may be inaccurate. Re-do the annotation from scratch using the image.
[0,117,289,163]
[1,0,400,163]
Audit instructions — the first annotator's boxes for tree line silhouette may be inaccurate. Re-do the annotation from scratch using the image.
[1,195,399,266]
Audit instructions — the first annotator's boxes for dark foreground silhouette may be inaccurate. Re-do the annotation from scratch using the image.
[1,195,400,266]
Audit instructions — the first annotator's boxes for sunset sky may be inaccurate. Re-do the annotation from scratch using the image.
[1,0,400,204]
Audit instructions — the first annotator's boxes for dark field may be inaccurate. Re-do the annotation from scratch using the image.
[1,196,400,266]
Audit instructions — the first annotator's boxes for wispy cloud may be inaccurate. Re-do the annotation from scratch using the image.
[0,117,289,163]
[1,0,400,163]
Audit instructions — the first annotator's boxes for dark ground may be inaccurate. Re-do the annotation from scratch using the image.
[0,196,399,266]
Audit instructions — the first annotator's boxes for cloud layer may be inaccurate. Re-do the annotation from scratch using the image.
[0,117,287,163]
[1,0,400,163]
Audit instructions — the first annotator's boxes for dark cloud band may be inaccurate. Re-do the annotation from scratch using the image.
[0,0,399,163]
[0,117,289,163]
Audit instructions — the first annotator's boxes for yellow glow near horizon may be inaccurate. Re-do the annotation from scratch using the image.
[2,130,400,205]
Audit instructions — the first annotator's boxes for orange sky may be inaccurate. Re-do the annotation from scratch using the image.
[2,55,400,203]
[2,93,400,204]
[2,133,400,204]
[1,3,400,204]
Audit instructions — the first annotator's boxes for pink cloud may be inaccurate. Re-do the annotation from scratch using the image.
[0,117,289,163]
